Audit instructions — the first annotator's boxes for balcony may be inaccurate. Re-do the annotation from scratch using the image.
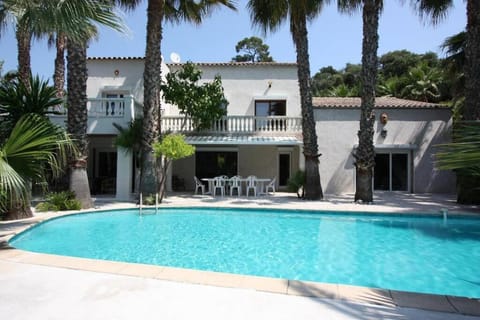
[49,97,302,135]
[161,116,302,134]
[49,96,143,135]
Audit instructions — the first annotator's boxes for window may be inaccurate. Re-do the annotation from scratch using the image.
[195,151,238,178]
[255,100,286,116]
[374,152,409,191]
[255,100,287,131]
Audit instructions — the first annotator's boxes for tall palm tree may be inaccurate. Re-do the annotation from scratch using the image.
[247,0,325,200]
[65,1,126,208]
[338,0,452,202]
[464,0,480,120]
[140,0,236,196]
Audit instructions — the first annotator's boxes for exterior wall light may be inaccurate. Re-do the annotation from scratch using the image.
[380,112,388,125]
[114,69,120,77]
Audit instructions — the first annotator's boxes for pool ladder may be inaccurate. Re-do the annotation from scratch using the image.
[138,193,159,214]
[441,208,448,225]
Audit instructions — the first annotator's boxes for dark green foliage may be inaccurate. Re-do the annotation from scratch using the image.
[35,191,81,212]
[161,61,228,130]
[0,75,62,141]
[287,170,305,198]
[232,36,274,62]
[311,64,361,97]
[312,49,451,103]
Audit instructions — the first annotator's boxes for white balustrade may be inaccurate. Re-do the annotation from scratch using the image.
[88,98,127,117]
[161,116,302,134]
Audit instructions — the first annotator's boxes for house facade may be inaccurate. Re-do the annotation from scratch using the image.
[313,97,455,194]
[51,57,454,200]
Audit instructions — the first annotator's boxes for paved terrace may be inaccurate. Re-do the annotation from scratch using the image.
[1,192,479,320]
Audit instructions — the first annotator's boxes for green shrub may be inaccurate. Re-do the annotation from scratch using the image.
[287,170,305,198]
[35,202,59,212]
[142,194,156,205]
[35,191,81,212]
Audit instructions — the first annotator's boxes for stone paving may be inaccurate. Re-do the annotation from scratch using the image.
[1,192,479,319]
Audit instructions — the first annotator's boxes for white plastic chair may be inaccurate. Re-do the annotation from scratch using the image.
[212,176,225,197]
[194,176,205,195]
[230,176,242,196]
[245,175,257,197]
[265,177,276,195]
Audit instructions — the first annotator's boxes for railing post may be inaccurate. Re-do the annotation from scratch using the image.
[129,95,135,121]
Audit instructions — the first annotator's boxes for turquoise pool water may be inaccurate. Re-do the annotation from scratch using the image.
[9,208,480,298]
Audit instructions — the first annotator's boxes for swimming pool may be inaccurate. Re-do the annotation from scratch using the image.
[9,207,480,298]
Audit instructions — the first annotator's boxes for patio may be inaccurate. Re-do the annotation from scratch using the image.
[0,192,479,320]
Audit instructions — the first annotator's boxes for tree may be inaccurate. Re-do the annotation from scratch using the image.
[139,0,236,197]
[232,36,274,62]
[463,0,480,120]
[0,0,125,87]
[161,61,228,130]
[65,1,126,209]
[0,75,62,138]
[0,114,75,220]
[436,123,480,177]
[401,62,442,102]
[247,0,325,200]
[338,0,452,203]
[152,134,195,201]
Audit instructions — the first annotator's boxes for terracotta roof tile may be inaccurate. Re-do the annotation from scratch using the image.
[87,57,296,67]
[168,62,297,67]
[312,97,447,109]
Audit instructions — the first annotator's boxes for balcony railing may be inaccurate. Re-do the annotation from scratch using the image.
[161,116,302,134]
[49,96,143,119]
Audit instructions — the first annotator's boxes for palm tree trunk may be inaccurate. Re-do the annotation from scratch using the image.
[16,24,32,88]
[291,15,323,200]
[54,33,67,99]
[354,0,380,203]
[140,0,164,196]
[457,0,480,204]
[464,0,480,120]
[67,40,93,209]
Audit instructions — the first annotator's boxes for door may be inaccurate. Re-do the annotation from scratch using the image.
[94,151,117,195]
[279,153,291,187]
[374,152,409,191]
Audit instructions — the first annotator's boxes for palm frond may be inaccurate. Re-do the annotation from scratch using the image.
[0,114,75,209]
[436,122,480,175]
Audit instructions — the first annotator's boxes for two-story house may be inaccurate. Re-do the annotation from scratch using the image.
[51,58,304,200]
[51,57,454,200]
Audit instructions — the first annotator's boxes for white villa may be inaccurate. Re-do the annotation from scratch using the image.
[51,57,454,200]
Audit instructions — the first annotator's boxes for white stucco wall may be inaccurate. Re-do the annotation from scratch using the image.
[167,63,301,117]
[315,107,455,194]
[87,58,146,101]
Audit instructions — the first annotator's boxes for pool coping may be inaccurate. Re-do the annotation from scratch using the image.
[1,207,480,317]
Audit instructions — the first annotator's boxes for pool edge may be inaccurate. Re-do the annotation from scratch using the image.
[2,206,480,317]
[1,247,479,317]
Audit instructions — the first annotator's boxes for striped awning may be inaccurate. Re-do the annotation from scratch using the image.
[185,135,302,145]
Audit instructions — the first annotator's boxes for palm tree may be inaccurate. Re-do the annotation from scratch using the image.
[0,75,62,139]
[247,0,325,200]
[64,1,126,208]
[338,0,452,202]
[140,0,236,197]
[0,114,75,220]
[464,0,480,120]
[401,62,442,102]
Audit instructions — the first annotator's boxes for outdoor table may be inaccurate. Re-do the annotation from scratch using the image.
[253,178,270,195]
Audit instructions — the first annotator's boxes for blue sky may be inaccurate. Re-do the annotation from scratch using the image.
[0,0,466,81]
